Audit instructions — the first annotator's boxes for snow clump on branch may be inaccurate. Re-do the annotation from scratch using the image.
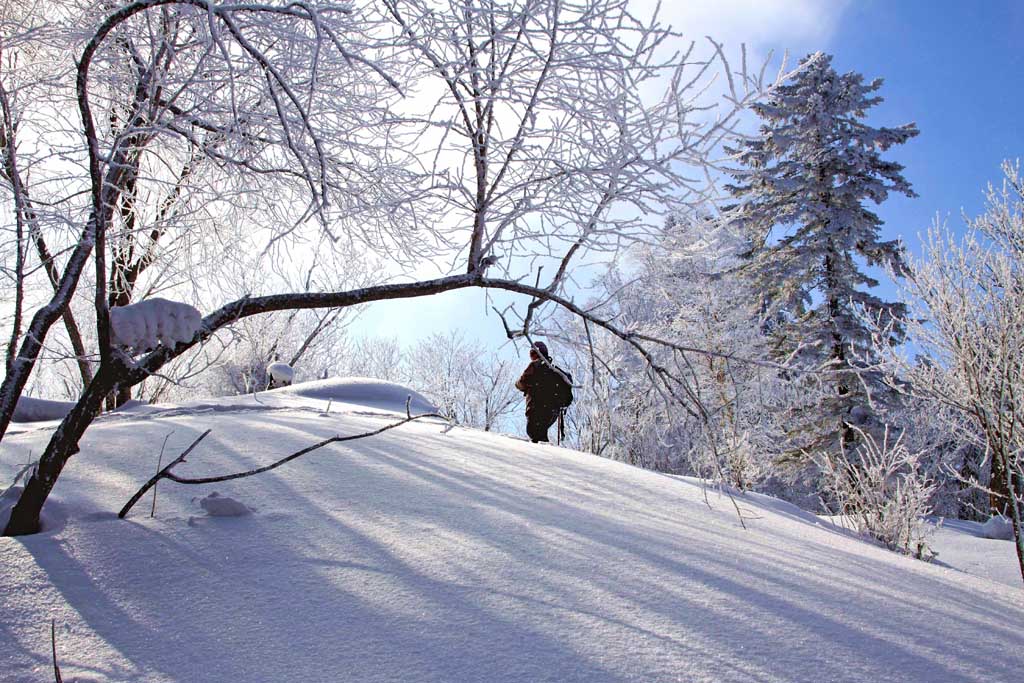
[110,298,202,355]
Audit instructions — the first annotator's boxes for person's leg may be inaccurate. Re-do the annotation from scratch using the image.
[526,415,550,442]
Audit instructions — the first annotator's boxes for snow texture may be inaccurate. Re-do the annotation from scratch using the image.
[980,514,1016,540]
[109,297,202,354]
[1,378,1022,682]
[266,362,294,384]
[928,518,1022,586]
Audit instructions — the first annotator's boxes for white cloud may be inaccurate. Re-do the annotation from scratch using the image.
[633,0,851,57]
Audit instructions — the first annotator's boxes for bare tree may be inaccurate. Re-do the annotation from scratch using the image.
[473,351,522,433]
[0,0,410,533]
[1,0,776,535]
[0,1,94,391]
[405,330,521,431]
[871,161,1024,582]
[405,331,478,424]
[339,335,406,383]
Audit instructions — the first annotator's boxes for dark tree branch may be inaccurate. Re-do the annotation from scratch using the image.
[5,267,800,537]
[119,409,447,519]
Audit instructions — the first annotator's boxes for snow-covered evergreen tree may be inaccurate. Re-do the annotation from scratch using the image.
[726,52,918,455]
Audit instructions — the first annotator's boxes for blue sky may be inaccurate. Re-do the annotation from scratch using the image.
[828,1,1023,245]
[352,1,1023,357]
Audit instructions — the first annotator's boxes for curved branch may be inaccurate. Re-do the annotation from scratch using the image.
[119,408,447,519]
[8,269,799,536]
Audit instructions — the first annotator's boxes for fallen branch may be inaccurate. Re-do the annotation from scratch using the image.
[118,408,447,519]
[118,429,212,519]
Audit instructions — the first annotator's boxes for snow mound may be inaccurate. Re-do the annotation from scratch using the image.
[278,376,438,414]
[110,297,202,354]
[198,492,251,517]
[12,395,146,423]
[980,515,1015,540]
[12,395,75,422]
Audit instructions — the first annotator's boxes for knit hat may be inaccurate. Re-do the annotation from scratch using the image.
[531,341,551,360]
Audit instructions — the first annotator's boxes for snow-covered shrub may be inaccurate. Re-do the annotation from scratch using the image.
[816,426,937,559]
[110,298,202,355]
[267,362,294,388]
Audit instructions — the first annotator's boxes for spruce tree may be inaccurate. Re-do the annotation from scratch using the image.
[726,53,918,454]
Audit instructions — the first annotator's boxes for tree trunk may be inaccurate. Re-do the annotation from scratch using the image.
[0,231,95,447]
[3,363,118,535]
[989,440,1012,516]
[824,248,856,451]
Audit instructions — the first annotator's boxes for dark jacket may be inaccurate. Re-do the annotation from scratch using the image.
[515,359,564,418]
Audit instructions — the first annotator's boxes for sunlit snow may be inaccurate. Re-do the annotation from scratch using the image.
[1,378,1021,682]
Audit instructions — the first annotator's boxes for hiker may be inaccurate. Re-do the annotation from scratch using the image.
[515,341,573,443]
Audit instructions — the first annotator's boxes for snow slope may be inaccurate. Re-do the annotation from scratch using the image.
[928,518,1022,587]
[1,379,1022,682]
[11,396,77,423]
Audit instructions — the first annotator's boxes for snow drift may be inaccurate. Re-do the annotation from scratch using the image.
[276,376,438,414]
[981,514,1016,541]
[1,380,1022,682]
[11,396,76,423]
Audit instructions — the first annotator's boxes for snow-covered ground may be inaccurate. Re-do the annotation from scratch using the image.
[927,518,1022,588]
[2,378,1022,682]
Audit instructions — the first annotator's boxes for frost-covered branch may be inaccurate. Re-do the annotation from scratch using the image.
[2,0,786,538]
[863,161,1024,582]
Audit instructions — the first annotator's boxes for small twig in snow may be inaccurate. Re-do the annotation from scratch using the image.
[151,432,173,518]
[51,618,63,683]
[2,455,35,498]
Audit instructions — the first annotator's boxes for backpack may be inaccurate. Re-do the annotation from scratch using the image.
[553,367,574,409]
